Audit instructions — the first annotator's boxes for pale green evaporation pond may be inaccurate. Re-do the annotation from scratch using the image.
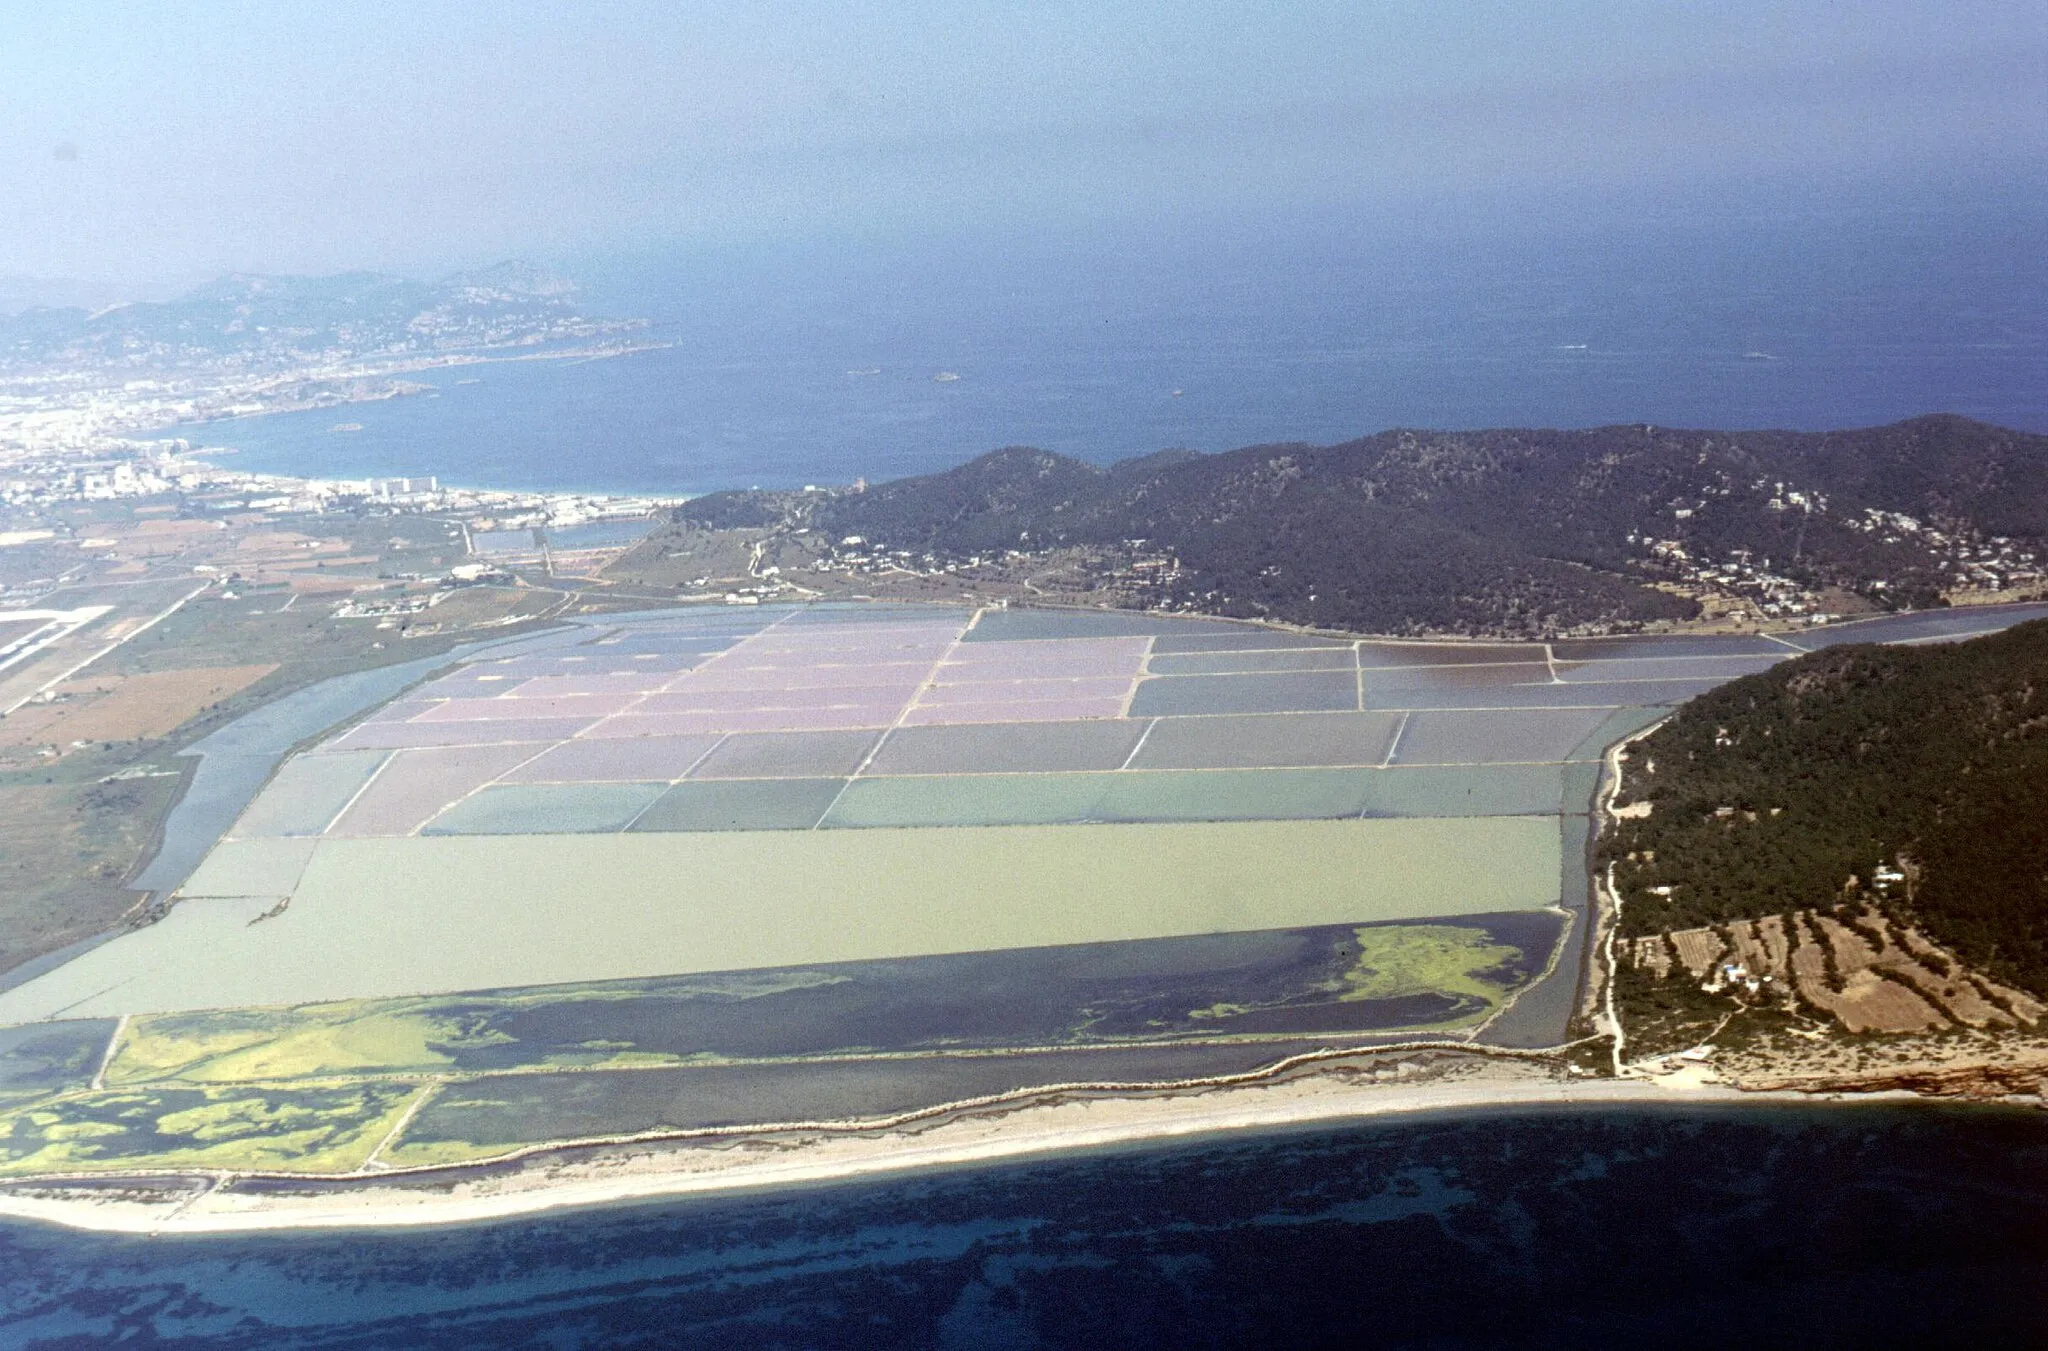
[0,817,1562,1021]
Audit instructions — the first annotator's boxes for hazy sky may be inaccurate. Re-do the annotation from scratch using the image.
[4,1,2045,282]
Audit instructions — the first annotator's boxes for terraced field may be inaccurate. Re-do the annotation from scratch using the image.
[2,601,2033,1175]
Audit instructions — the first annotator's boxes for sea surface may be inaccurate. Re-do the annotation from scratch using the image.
[170,192,2048,497]
[84,193,2048,1346]
[2,1103,2044,1348]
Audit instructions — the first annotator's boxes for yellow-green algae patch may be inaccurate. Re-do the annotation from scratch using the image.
[105,1003,505,1087]
[99,973,861,1088]
[0,915,1563,1177]
[1335,923,1527,1025]
[1191,923,1530,1032]
[0,1082,416,1176]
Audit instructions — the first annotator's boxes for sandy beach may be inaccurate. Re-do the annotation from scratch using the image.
[0,1059,1810,1237]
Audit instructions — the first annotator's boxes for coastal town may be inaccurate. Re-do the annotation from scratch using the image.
[1634,483,2043,624]
[0,263,683,617]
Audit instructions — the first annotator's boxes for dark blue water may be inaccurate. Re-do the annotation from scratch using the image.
[172,188,2048,497]
[4,1104,2045,1348]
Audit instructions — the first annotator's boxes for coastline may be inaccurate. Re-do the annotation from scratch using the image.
[0,330,676,505]
[4,466,2044,1240]
[6,600,2045,1237]
[167,335,677,430]
[149,338,685,499]
[149,339,696,503]
[0,1061,1811,1237]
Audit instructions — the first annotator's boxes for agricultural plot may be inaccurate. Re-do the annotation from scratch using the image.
[820,764,1576,828]
[1789,605,2048,647]
[15,601,2008,1176]
[865,720,1147,774]
[173,605,1799,849]
[1147,647,1358,675]
[1130,670,1361,716]
[1127,711,1401,769]
[1551,655,1784,684]
[1550,634,1794,660]
[226,748,389,837]
[630,778,846,831]
[0,663,277,748]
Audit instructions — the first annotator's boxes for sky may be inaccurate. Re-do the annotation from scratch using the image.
[3,1,2046,284]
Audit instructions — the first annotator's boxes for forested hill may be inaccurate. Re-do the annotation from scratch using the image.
[1603,620,2048,995]
[680,415,2048,636]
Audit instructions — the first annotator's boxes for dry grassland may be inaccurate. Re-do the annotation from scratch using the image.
[284,574,375,594]
[0,619,44,649]
[408,586,551,629]
[604,524,770,590]
[0,775,183,973]
[100,519,225,559]
[0,664,276,747]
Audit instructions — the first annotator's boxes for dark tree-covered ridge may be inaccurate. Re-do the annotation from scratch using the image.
[1602,619,2048,996]
[680,415,2048,636]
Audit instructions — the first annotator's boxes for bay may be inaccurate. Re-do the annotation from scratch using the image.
[170,194,2048,497]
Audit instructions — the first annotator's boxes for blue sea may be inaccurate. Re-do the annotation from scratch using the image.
[3,1104,2045,1348]
[172,189,2048,497]
[85,189,2048,1346]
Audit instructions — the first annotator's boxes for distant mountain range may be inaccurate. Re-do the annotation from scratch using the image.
[682,415,2048,636]
[0,275,177,317]
[0,262,636,372]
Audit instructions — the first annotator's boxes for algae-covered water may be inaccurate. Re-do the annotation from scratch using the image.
[3,1103,2044,1348]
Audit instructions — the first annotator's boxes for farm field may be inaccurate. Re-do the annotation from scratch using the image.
[0,664,277,749]
[3,600,2031,1177]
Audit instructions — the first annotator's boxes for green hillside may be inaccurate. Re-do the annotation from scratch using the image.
[680,416,2048,636]
[1602,620,2048,994]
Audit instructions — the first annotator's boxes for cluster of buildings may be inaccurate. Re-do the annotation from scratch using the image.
[2,453,183,504]
[807,534,936,578]
[0,364,431,456]
[463,493,669,535]
[1848,508,2040,593]
[1,436,672,543]
[802,532,1189,606]
[1635,538,1838,622]
[1631,480,2043,621]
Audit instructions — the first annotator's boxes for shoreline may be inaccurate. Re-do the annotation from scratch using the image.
[0,1063,1829,1237]
[147,338,689,501]
[5,598,2044,1237]
[3,498,2044,1238]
